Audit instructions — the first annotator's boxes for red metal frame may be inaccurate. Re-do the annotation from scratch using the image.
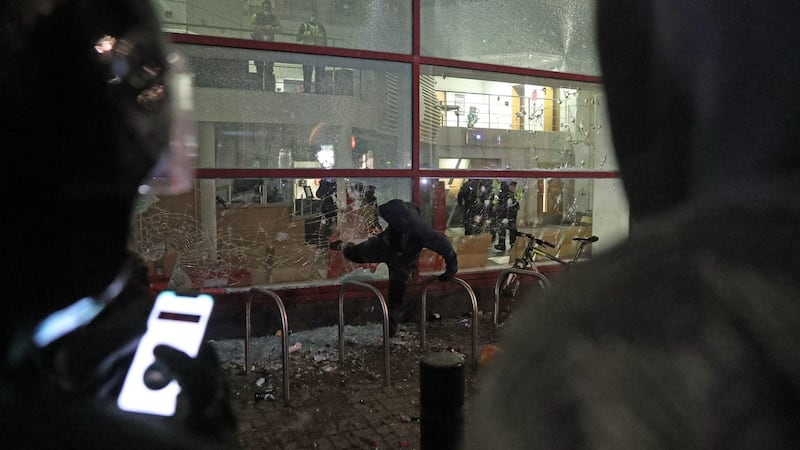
[157,7,612,305]
[167,0,613,194]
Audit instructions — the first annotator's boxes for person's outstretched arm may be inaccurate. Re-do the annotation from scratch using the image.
[421,231,458,280]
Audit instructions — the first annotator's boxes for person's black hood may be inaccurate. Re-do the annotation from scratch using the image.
[1,0,171,325]
[378,199,422,230]
[597,0,800,222]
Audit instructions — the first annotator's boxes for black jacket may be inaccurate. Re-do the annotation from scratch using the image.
[466,1,800,448]
[378,199,458,276]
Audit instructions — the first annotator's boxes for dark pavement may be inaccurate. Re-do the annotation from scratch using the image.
[217,313,500,449]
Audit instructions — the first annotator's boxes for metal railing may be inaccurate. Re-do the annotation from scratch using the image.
[419,277,479,370]
[245,287,290,403]
[492,268,551,335]
[337,281,391,385]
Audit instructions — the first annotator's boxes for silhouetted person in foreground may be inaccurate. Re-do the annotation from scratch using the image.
[330,199,458,336]
[0,1,237,447]
[465,0,800,448]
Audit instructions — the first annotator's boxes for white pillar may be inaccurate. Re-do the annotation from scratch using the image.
[197,122,218,261]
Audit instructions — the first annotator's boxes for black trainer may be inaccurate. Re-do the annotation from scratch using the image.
[329,240,344,251]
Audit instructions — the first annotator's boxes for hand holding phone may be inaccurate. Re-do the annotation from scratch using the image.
[117,291,214,416]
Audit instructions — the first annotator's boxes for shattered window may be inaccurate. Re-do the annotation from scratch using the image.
[131,177,412,289]
[420,0,600,76]
[181,44,412,169]
[419,176,627,273]
[157,0,412,54]
[134,1,627,290]
[419,65,615,171]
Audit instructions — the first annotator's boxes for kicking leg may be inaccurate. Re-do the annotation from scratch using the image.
[386,278,407,337]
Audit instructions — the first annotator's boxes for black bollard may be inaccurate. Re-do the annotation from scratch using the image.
[420,352,465,450]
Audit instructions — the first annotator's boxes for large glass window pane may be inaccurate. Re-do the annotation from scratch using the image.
[131,177,412,289]
[157,0,412,54]
[419,65,616,171]
[419,176,627,272]
[421,0,599,75]
[180,44,412,169]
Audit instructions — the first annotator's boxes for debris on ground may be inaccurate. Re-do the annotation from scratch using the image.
[209,313,498,449]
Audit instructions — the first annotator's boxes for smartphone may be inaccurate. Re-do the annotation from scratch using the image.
[117,291,214,416]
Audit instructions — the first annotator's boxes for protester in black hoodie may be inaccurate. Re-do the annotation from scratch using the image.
[465,0,800,448]
[330,199,458,336]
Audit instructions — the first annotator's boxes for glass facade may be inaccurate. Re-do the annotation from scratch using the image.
[181,43,413,170]
[135,0,627,290]
[420,0,600,75]
[156,0,412,53]
[418,65,614,171]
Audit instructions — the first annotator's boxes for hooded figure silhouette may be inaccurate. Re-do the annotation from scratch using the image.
[465,0,800,448]
[0,1,236,447]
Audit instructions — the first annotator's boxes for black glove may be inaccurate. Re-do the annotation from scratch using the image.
[152,344,237,440]
[438,272,455,282]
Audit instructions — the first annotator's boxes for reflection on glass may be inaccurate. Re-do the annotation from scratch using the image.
[130,177,412,289]
[420,0,599,75]
[419,65,615,171]
[419,177,626,271]
[157,0,412,54]
[178,44,412,170]
[130,175,626,288]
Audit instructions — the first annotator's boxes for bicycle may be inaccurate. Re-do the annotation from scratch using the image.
[500,230,598,298]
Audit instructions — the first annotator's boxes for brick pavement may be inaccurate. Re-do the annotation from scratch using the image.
[223,315,497,450]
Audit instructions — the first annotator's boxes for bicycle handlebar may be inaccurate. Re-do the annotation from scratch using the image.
[515,231,599,247]
[514,231,555,248]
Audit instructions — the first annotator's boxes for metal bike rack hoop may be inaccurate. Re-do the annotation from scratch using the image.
[492,268,551,332]
[420,277,479,370]
[338,281,391,386]
[246,287,291,403]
